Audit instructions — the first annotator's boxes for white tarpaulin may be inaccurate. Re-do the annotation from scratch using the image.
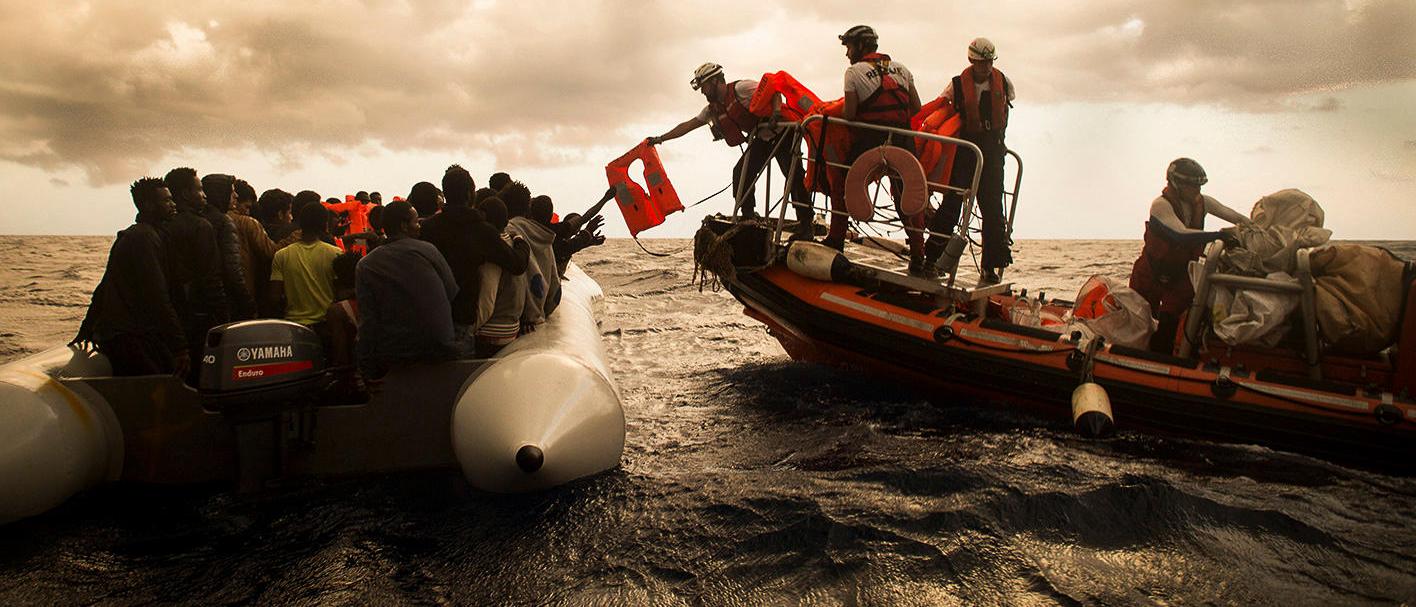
[1223,189,1332,276]
[1210,272,1300,347]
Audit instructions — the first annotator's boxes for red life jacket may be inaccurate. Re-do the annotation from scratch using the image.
[605,141,684,236]
[911,97,962,192]
[1130,188,1208,316]
[749,71,822,122]
[855,53,913,127]
[955,66,1009,135]
[710,80,761,147]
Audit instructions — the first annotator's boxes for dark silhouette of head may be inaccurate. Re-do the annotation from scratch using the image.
[355,191,370,204]
[234,179,256,209]
[408,181,440,218]
[382,200,418,237]
[332,251,360,291]
[256,189,294,224]
[488,172,511,192]
[201,174,236,212]
[473,187,498,206]
[529,195,554,225]
[442,164,475,209]
[299,202,330,237]
[479,196,509,232]
[368,204,384,234]
[130,177,174,220]
[163,167,202,212]
[292,190,321,216]
[500,181,531,218]
[369,191,382,205]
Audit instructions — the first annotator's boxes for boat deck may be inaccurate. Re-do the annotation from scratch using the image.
[842,236,1012,303]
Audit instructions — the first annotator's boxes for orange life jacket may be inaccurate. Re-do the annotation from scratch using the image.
[801,98,852,195]
[955,66,1009,135]
[605,141,684,236]
[322,198,373,254]
[710,80,760,147]
[855,53,913,127]
[748,71,822,122]
[911,97,963,192]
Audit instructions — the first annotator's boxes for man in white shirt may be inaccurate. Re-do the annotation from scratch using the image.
[923,37,1016,284]
[649,63,812,235]
[832,25,927,271]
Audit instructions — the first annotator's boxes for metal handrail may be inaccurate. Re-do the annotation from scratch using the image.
[1178,241,1323,379]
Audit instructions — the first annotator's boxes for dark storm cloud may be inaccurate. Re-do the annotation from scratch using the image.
[0,0,1412,184]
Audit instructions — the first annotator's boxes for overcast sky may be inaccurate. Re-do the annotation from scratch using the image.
[1,0,1413,238]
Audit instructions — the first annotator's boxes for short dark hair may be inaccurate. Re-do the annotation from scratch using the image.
[325,197,340,205]
[368,204,384,233]
[299,202,329,235]
[407,181,440,217]
[234,179,256,203]
[382,200,417,236]
[529,194,554,225]
[201,174,235,212]
[163,167,198,199]
[355,191,370,203]
[442,164,475,209]
[293,190,321,215]
[488,172,511,192]
[473,187,498,206]
[369,191,382,205]
[333,252,361,289]
[130,177,167,212]
[480,196,509,232]
[500,180,531,218]
[256,188,294,223]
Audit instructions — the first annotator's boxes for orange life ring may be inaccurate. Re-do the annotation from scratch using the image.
[843,145,928,221]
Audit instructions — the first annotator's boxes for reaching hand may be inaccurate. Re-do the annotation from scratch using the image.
[646,136,662,146]
[585,214,604,234]
[591,232,606,246]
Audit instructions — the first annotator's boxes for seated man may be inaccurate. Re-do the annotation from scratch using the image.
[507,193,562,318]
[269,204,343,337]
[472,197,534,357]
[355,201,460,377]
[73,177,189,376]
[1129,157,1252,353]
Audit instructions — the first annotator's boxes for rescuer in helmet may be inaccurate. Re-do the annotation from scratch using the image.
[1129,157,1253,353]
[648,63,814,237]
[921,37,1015,285]
[832,25,928,272]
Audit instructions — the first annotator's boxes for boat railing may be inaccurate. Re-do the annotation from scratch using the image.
[1179,241,1323,379]
[723,115,1022,291]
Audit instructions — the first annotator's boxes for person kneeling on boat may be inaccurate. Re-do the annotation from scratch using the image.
[72,177,189,377]
[355,201,461,378]
[835,25,926,272]
[1130,157,1252,354]
[647,62,814,237]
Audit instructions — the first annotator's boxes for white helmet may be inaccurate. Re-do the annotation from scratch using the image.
[690,62,724,90]
[967,37,997,61]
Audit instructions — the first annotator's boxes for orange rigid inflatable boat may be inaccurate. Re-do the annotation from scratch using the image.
[691,109,1416,472]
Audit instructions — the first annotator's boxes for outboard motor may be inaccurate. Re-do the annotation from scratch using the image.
[199,320,328,414]
[198,320,330,492]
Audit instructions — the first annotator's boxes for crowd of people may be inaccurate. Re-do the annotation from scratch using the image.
[73,165,610,387]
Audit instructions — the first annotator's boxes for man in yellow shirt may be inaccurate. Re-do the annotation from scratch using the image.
[270,204,342,333]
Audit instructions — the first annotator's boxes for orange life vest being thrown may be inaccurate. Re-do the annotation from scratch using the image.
[955,66,1009,135]
[748,71,823,122]
[911,97,963,192]
[856,53,913,128]
[710,80,761,147]
[605,141,685,236]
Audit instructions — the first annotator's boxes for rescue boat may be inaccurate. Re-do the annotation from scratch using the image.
[0,264,625,524]
[695,115,1416,471]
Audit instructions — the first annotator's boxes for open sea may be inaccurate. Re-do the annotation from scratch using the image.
[2,235,1415,606]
